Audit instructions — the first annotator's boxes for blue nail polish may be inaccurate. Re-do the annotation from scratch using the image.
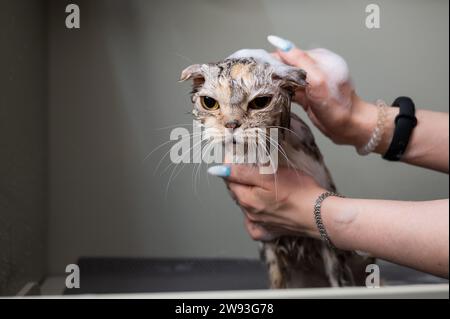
[207,165,231,177]
[267,35,294,52]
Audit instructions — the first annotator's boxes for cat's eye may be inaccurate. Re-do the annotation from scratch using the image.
[248,96,272,110]
[200,96,219,110]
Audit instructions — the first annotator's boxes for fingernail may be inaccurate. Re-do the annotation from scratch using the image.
[267,35,294,52]
[207,165,231,177]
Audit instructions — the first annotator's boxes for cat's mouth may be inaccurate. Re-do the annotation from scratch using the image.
[227,129,261,145]
[221,135,244,146]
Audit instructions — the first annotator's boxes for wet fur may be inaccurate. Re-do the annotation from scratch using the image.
[181,57,373,288]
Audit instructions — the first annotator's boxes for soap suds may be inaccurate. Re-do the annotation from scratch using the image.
[227,49,298,79]
[306,48,350,104]
[227,48,351,105]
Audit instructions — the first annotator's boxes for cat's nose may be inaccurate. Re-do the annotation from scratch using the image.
[224,120,241,129]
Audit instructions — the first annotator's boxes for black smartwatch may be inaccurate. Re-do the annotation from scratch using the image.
[383,97,417,161]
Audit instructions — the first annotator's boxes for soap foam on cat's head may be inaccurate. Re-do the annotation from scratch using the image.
[227,49,297,80]
[227,48,351,105]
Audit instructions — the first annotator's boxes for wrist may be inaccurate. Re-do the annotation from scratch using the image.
[292,186,328,239]
[299,189,350,245]
[318,196,357,250]
[345,95,378,149]
[347,95,399,155]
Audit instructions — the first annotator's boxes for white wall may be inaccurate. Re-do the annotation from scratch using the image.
[48,0,449,275]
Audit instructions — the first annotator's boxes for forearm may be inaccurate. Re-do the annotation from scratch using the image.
[349,97,449,173]
[322,197,449,278]
[396,109,449,172]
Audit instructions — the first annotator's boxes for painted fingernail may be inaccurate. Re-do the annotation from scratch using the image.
[267,35,294,52]
[207,165,231,177]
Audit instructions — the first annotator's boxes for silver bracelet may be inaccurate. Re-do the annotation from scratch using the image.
[314,191,345,249]
[357,99,388,155]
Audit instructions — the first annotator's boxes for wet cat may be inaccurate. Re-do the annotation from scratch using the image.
[180,49,373,288]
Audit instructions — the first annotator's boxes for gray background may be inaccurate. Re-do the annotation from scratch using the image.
[48,0,448,274]
[0,0,448,293]
[0,0,47,295]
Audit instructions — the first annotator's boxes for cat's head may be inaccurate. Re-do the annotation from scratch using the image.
[180,50,307,144]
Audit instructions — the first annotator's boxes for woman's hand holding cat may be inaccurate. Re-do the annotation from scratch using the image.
[220,165,328,241]
[209,163,449,278]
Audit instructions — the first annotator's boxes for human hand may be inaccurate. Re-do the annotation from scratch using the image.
[268,35,380,150]
[208,164,329,241]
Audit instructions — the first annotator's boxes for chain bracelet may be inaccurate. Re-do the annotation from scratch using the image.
[314,191,345,249]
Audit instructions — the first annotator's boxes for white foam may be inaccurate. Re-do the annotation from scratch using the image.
[306,48,350,103]
[227,49,295,78]
[227,48,351,104]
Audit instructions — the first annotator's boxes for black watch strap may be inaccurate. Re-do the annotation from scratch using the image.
[383,96,417,161]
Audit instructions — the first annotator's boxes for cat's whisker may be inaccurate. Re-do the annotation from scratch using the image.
[171,136,210,186]
[164,140,203,199]
[266,133,302,179]
[261,131,302,183]
[266,125,303,141]
[193,143,209,198]
[266,135,295,168]
[269,132,298,175]
[191,161,199,198]
[153,132,205,174]
[154,123,195,131]
[144,138,182,164]
[256,129,295,168]
[156,144,191,176]
[144,132,203,164]
[202,141,215,189]
[192,142,206,197]
[161,136,206,180]
[164,164,178,200]
[257,130,298,201]
[172,52,195,64]
[259,139,279,201]
[160,152,195,191]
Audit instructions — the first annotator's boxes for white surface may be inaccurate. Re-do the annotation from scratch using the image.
[28,284,450,299]
[40,276,66,296]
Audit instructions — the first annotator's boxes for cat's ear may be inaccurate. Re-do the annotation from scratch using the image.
[179,64,204,82]
[273,67,307,93]
[180,64,205,93]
